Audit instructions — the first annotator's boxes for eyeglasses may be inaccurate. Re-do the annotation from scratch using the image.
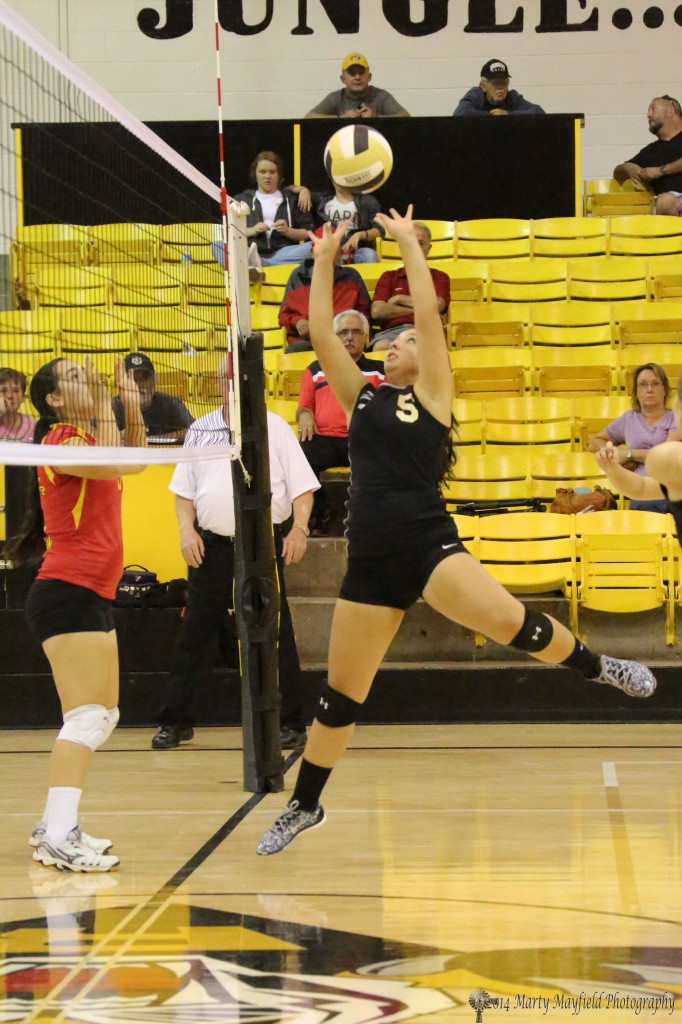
[637,380,664,389]
[337,328,365,337]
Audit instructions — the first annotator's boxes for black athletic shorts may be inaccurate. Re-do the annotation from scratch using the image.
[339,518,468,610]
[26,579,115,644]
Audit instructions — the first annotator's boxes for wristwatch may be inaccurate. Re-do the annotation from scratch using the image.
[660,164,668,175]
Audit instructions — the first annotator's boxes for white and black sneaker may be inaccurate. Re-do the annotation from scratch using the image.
[257,800,325,856]
[32,836,119,873]
[29,823,113,855]
[594,655,657,698]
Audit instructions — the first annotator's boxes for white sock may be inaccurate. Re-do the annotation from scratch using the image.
[44,787,82,845]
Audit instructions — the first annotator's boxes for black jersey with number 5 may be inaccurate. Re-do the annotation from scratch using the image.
[345,382,455,555]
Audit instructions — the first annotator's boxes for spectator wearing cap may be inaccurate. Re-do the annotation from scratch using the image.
[112,353,194,442]
[453,59,545,116]
[305,52,410,119]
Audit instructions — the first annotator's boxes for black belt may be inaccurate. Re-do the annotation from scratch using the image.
[198,527,233,545]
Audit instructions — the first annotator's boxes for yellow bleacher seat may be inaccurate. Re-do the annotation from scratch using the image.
[619,316,682,349]
[529,301,614,349]
[568,257,648,302]
[651,274,682,302]
[531,217,607,259]
[484,396,574,451]
[275,350,314,400]
[122,464,187,581]
[488,258,568,304]
[608,215,682,257]
[59,309,132,355]
[529,451,609,502]
[449,301,530,347]
[454,219,531,261]
[442,451,530,504]
[257,263,298,305]
[184,263,227,306]
[111,264,183,308]
[452,319,524,349]
[160,222,221,263]
[535,363,612,398]
[26,266,112,310]
[11,224,88,305]
[584,179,654,217]
[452,398,484,450]
[134,307,212,353]
[378,219,455,261]
[87,223,160,266]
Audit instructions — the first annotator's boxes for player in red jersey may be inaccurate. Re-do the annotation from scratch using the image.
[6,357,146,872]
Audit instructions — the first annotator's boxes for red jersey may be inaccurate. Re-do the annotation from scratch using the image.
[37,423,123,599]
[373,266,451,329]
[297,356,385,437]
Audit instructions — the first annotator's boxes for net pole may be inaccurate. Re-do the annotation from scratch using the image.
[214,16,282,792]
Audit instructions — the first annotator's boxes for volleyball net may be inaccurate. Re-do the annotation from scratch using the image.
[0,0,254,463]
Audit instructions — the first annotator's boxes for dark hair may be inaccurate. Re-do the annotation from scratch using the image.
[0,367,27,391]
[631,362,670,412]
[250,151,284,187]
[439,415,459,486]
[662,94,682,116]
[3,359,63,565]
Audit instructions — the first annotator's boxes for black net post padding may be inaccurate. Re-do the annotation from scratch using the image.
[231,331,284,794]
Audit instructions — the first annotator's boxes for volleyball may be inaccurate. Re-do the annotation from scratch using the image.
[323,125,393,194]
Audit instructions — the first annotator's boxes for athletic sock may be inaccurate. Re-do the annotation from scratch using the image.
[561,637,602,679]
[291,759,332,812]
[44,787,82,845]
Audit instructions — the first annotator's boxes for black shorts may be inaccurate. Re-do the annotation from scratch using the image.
[339,518,468,610]
[26,579,115,644]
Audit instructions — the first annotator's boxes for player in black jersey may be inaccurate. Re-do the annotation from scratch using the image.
[257,208,657,857]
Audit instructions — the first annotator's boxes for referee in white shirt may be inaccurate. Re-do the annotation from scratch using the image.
[151,399,319,750]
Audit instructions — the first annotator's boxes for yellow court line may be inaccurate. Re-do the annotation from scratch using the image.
[602,760,641,915]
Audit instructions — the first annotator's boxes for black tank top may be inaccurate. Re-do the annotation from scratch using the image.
[345,382,453,554]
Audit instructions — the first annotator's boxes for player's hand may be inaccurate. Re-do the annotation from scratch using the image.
[114,358,141,408]
[282,526,307,565]
[297,409,316,441]
[309,221,347,261]
[84,355,111,408]
[375,205,415,242]
[180,527,204,568]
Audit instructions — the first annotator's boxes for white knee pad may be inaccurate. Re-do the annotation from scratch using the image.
[58,704,119,751]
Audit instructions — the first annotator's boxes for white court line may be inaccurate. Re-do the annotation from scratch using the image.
[602,761,619,787]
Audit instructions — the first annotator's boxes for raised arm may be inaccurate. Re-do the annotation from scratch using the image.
[374,207,452,425]
[594,442,664,501]
[308,224,366,419]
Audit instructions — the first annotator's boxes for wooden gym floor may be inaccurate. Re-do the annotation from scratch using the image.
[1,723,681,1023]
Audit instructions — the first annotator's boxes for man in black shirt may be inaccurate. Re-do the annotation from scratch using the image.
[614,95,682,215]
[112,353,194,441]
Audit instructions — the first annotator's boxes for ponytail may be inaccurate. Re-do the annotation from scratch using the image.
[3,360,62,565]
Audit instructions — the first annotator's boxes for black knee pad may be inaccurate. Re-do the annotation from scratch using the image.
[315,681,363,728]
[510,608,554,653]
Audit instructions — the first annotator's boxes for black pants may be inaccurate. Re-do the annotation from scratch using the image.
[300,435,349,519]
[157,526,305,730]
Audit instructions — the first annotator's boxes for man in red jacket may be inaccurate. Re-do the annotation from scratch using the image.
[279,256,371,351]
[297,309,385,535]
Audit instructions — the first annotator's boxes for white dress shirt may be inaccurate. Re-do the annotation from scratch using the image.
[169,409,319,537]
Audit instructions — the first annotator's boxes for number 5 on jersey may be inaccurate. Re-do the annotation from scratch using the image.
[396,393,419,423]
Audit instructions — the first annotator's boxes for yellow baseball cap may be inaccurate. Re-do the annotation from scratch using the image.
[342,52,369,71]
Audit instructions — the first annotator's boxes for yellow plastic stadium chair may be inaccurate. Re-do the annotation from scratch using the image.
[111,265,183,308]
[442,451,530,504]
[529,301,614,350]
[529,451,609,503]
[0,310,59,372]
[568,257,648,303]
[10,224,88,305]
[454,219,531,261]
[452,319,524,349]
[251,305,287,351]
[449,301,530,347]
[535,362,613,398]
[452,398,484,451]
[352,261,393,295]
[573,394,631,444]
[275,350,315,400]
[531,217,607,259]
[619,316,682,350]
[488,258,568,304]
[266,398,299,426]
[451,514,478,547]
[608,215,682,258]
[476,511,578,632]
[452,365,526,401]
[26,266,112,311]
[257,263,298,305]
[160,222,221,263]
[584,178,654,217]
[440,260,488,304]
[87,223,160,267]
[651,274,682,302]
[483,396,574,451]
[59,309,133,355]
[134,307,212,353]
[184,263,228,306]
[575,511,674,644]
